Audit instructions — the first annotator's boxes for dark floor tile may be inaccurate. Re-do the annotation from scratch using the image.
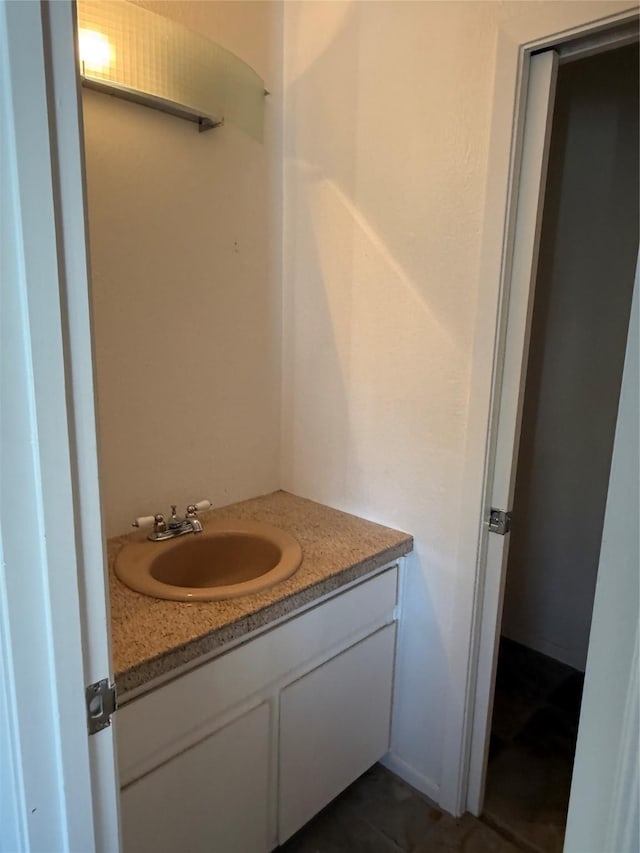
[490,688,540,743]
[517,705,579,760]
[488,733,507,762]
[495,639,575,706]
[278,799,403,853]
[483,740,571,853]
[279,765,529,853]
[415,813,522,853]
[337,764,442,852]
[548,671,584,716]
[485,637,583,852]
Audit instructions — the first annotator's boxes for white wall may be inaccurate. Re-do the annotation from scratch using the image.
[84,1,283,537]
[280,0,629,803]
[501,45,639,670]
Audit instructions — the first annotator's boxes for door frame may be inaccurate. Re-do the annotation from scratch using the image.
[439,0,640,819]
[1,1,120,849]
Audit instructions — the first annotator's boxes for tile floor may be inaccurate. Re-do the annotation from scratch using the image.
[279,638,583,853]
[278,763,522,852]
[484,638,584,853]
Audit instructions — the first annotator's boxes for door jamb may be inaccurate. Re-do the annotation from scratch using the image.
[1,1,101,849]
[43,2,122,846]
[439,1,640,818]
[1,1,121,849]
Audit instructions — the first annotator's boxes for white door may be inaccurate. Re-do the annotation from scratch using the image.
[465,50,559,812]
[564,265,638,853]
[1,2,120,850]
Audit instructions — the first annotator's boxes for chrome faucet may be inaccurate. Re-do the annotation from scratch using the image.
[168,504,204,534]
[132,500,211,541]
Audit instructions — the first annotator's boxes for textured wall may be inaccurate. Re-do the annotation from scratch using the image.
[280,0,624,802]
[281,0,504,799]
[84,2,283,536]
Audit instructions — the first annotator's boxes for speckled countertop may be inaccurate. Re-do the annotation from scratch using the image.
[109,491,413,696]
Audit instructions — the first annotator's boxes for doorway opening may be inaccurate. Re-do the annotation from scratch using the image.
[481,42,639,852]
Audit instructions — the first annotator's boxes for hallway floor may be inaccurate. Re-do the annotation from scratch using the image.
[279,639,583,853]
[484,637,584,853]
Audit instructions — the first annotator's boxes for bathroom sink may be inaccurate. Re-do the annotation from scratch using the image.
[114,519,303,601]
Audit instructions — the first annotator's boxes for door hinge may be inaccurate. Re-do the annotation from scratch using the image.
[488,508,512,536]
[86,678,117,735]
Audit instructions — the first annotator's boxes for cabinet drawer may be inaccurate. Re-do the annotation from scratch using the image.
[278,623,396,843]
[118,567,398,785]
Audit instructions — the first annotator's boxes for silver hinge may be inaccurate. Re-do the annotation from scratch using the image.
[86,678,117,736]
[488,508,512,536]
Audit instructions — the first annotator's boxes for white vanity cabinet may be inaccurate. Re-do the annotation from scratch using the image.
[279,624,396,842]
[116,565,400,852]
[121,703,271,853]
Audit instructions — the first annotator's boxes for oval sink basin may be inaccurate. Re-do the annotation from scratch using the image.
[114,519,303,601]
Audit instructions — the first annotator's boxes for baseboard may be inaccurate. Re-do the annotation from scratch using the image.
[501,628,586,672]
[380,752,440,805]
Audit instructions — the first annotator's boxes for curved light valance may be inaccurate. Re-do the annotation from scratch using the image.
[77,0,265,140]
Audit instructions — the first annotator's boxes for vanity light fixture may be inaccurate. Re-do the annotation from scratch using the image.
[76,0,266,139]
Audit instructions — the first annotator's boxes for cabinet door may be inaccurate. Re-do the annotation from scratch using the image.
[279,624,396,842]
[121,702,270,853]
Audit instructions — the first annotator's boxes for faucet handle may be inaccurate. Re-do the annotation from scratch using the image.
[132,513,167,534]
[186,499,212,517]
[132,514,156,529]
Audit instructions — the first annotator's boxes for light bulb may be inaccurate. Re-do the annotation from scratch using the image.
[79,28,113,75]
